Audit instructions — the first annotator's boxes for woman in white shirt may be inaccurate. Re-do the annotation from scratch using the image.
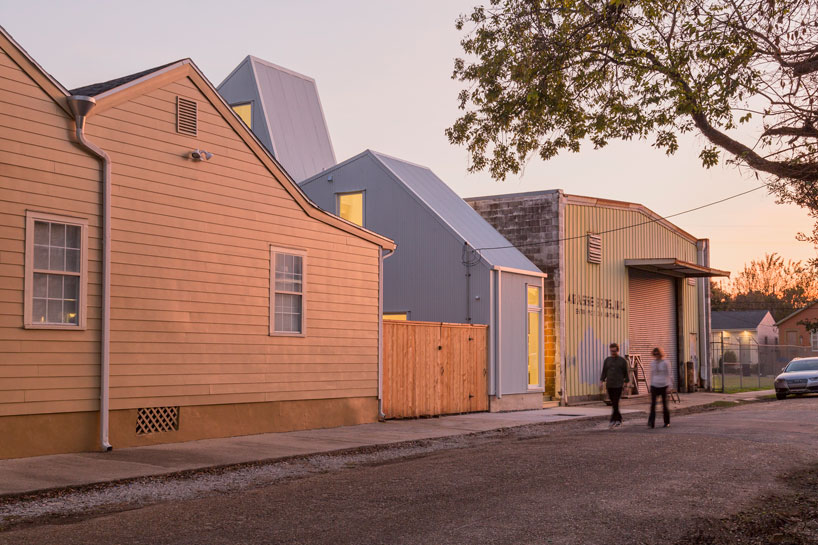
[648,347,671,428]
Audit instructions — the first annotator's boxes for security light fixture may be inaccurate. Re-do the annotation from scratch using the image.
[190,149,213,162]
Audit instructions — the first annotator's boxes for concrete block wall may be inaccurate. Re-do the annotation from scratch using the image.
[467,191,562,398]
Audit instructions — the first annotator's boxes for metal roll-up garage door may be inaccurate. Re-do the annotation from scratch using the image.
[628,270,678,389]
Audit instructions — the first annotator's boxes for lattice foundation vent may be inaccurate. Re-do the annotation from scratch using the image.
[136,406,180,435]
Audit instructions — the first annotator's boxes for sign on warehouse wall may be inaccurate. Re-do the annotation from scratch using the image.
[566,293,625,319]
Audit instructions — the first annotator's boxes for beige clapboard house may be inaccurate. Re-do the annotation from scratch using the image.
[0,27,395,459]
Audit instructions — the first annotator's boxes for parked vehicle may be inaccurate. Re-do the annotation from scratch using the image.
[773,358,818,399]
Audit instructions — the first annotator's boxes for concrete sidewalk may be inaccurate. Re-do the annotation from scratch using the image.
[0,390,772,497]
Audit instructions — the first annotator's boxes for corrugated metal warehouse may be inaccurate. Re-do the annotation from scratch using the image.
[468,191,729,403]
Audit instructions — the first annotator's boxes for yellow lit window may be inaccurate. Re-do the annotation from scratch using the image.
[337,192,364,226]
[231,103,252,128]
[527,285,541,306]
[383,312,408,321]
[527,285,542,388]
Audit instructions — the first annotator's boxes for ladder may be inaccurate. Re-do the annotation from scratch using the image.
[628,354,649,395]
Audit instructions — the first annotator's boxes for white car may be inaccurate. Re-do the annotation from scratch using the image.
[774,358,818,400]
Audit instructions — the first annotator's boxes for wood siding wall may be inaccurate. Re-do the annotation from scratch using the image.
[0,48,103,417]
[382,321,488,418]
[0,48,383,417]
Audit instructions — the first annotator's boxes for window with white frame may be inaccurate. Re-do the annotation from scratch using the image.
[271,248,305,335]
[811,331,818,352]
[25,212,87,328]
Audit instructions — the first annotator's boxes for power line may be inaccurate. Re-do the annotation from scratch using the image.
[473,184,768,252]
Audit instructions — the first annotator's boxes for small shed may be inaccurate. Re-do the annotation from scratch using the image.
[301,150,547,411]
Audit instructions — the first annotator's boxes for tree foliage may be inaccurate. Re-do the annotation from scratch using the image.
[710,252,818,319]
[796,317,818,332]
[448,0,818,240]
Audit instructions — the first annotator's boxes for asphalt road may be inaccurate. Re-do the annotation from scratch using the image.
[1,398,817,545]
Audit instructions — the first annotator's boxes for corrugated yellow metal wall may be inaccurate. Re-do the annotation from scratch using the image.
[563,203,700,398]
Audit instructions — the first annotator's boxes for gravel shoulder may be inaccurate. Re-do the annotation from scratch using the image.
[0,398,816,544]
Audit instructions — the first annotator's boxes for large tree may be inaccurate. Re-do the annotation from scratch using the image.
[448,0,818,241]
[710,252,818,319]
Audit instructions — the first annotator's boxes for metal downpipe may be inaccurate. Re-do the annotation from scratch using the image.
[377,247,395,420]
[67,96,112,452]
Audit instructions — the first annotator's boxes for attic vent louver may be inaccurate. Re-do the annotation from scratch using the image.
[587,234,602,264]
[176,96,198,136]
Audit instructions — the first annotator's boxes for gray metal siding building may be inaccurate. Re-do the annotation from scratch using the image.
[301,150,547,410]
[217,56,336,182]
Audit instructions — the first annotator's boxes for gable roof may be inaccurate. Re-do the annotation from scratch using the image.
[217,56,336,182]
[776,302,818,326]
[306,150,543,275]
[69,61,182,96]
[466,190,698,244]
[90,62,392,250]
[0,25,393,251]
[0,25,70,110]
[711,310,772,331]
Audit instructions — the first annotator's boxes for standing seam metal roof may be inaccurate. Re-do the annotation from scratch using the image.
[244,56,336,182]
[366,151,542,274]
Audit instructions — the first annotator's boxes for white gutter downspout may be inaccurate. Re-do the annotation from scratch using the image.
[378,247,395,420]
[496,269,502,399]
[488,269,496,403]
[67,96,112,452]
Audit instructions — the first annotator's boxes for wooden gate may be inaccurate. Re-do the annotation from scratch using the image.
[382,321,488,418]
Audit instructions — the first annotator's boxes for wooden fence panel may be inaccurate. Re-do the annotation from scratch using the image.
[383,321,488,418]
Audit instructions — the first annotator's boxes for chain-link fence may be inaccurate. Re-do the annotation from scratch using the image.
[711,340,812,393]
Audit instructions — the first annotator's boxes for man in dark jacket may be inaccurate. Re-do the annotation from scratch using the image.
[600,343,629,428]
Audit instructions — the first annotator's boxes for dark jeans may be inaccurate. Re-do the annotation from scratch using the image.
[608,387,623,423]
[649,386,670,427]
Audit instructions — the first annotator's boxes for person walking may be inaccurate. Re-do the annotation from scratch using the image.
[648,347,671,428]
[600,343,629,429]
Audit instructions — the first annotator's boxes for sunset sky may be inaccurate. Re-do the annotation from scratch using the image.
[3,0,815,275]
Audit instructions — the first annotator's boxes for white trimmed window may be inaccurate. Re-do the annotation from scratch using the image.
[271,248,306,335]
[24,212,88,329]
[811,331,818,352]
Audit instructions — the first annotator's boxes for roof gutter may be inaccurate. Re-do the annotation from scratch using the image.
[67,96,112,452]
[492,265,547,279]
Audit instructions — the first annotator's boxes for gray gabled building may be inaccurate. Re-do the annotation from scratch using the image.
[217,56,336,182]
[301,150,547,411]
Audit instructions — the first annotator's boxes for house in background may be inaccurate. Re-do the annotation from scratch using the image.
[776,303,818,353]
[711,310,779,346]
[711,311,778,366]
[0,26,394,459]
[468,191,728,400]
[217,56,336,182]
[301,150,548,411]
